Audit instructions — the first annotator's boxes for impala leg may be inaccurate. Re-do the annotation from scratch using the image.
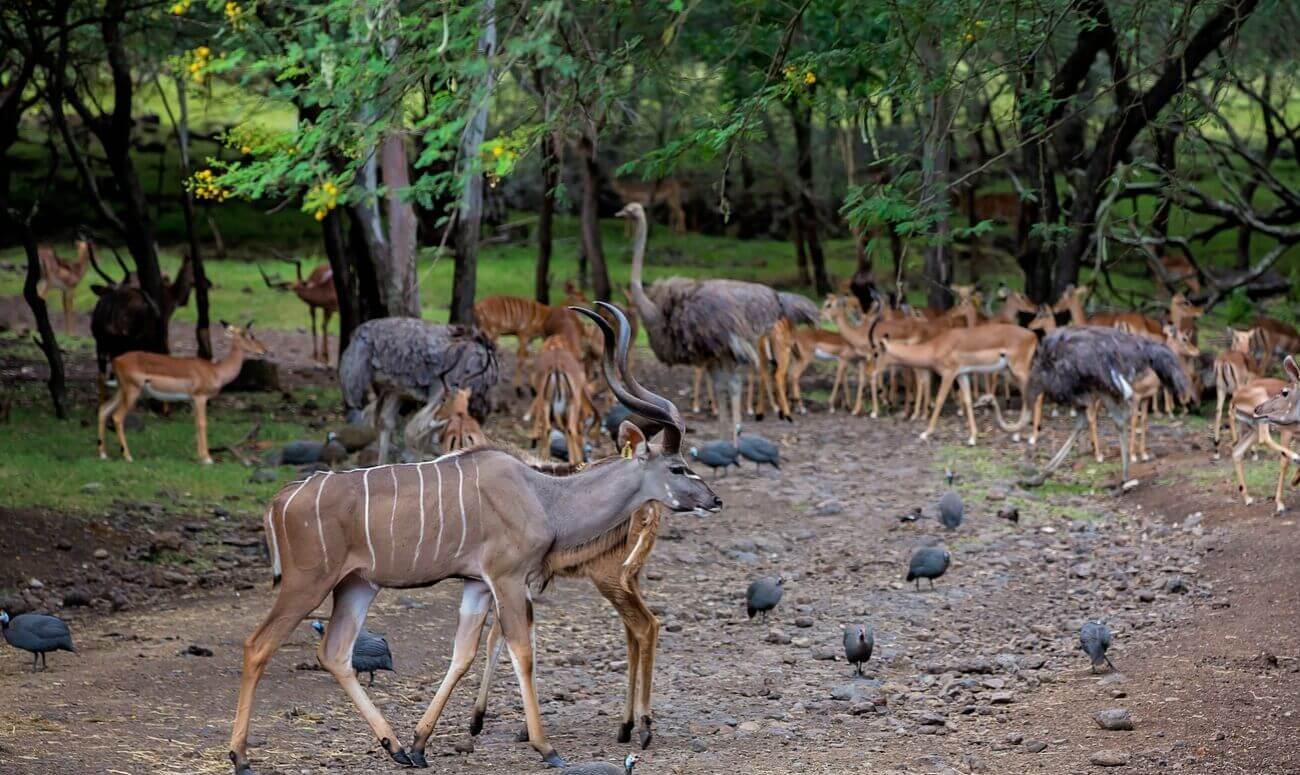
[866,364,879,418]
[1086,401,1103,462]
[229,579,332,775]
[63,289,75,336]
[111,384,141,462]
[772,341,792,421]
[318,573,411,766]
[470,620,505,736]
[1213,384,1226,459]
[1030,394,1044,448]
[97,391,122,460]
[920,373,956,442]
[194,395,213,464]
[1232,424,1259,506]
[958,375,978,446]
[493,579,564,767]
[411,580,493,765]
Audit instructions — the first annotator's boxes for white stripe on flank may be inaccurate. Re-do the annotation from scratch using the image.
[313,472,332,565]
[362,469,376,570]
[279,475,315,570]
[454,458,468,557]
[388,467,399,567]
[474,457,483,515]
[413,463,427,569]
[433,461,445,560]
[264,508,281,579]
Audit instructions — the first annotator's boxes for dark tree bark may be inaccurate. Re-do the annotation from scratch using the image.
[1054,0,1261,294]
[347,208,387,322]
[168,78,212,358]
[1151,127,1178,240]
[787,99,831,295]
[17,217,67,419]
[918,37,952,309]
[320,209,359,356]
[535,129,558,305]
[576,130,612,302]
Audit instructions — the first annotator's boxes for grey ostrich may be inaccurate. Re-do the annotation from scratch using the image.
[985,326,1189,487]
[338,318,499,463]
[621,202,817,439]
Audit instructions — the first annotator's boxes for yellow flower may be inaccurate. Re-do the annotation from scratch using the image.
[491,145,504,157]
[240,145,251,154]
[323,181,338,195]
[804,72,816,85]
[314,209,326,221]
[196,46,210,58]
[964,32,975,42]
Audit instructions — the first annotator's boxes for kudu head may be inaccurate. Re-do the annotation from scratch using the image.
[571,301,721,516]
[1255,356,1300,427]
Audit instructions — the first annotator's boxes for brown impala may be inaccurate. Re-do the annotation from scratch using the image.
[227,303,721,775]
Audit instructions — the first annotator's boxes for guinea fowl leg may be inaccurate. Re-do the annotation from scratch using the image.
[412,581,493,762]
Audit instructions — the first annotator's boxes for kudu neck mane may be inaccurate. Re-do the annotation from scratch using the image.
[529,458,655,550]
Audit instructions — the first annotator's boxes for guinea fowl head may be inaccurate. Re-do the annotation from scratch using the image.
[310,620,325,635]
[624,753,642,771]
[0,611,7,628]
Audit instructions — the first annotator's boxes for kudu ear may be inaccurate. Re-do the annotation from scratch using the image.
[1286,355,1300,383]
[617,420,647,458]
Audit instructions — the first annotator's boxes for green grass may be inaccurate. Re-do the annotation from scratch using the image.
[0,381,334,513]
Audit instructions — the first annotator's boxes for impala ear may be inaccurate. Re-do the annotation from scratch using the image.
[1285,355,1300,383]
[219,319,231,329]
[617,420,647,457]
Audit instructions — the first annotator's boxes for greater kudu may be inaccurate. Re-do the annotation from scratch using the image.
[228,303,721,774]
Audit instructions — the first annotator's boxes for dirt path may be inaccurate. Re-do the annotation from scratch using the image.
[4,386,1299,775]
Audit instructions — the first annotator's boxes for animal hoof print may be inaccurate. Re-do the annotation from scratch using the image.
[542,751,567,769]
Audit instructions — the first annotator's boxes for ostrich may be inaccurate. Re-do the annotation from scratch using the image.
[984,326,1189,487]
[338,318,498,463]
[620,202,817,439]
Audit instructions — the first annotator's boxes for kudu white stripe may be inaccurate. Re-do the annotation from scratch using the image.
[313,472,332,565]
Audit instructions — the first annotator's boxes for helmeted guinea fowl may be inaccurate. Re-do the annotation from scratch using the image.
[1080,620,1115,673]
[938,484,963,531]
[276,432,346,466]
[1,611,75,671]
[736,429,780,470]
[985,326,1191,486]
[549,429,594,462]
[746,576,784,623]
[907,546,951,591]
[561,753,641,775]
[310,620,394,685]
[843,624,874,676]
[690,440,740,477]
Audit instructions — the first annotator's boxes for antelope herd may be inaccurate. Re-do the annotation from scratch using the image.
[28,218,1300,775]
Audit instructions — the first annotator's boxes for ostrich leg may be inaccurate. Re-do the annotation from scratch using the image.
[728,371,744,443]
[1103,397,1133,485]
[1022,412,1087,487]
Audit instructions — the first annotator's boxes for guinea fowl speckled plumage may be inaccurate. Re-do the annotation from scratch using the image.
[746,576,784,623]
[843,624,874,676]
[690,440,740,477]
[1080,620,1115,673]
[1,611,75,671]
[549,429,594,462]
[906,547,951,591]
[561,753,641,775]
[736,430,780,470]
[938,490,963,530]
[311,620,394,685]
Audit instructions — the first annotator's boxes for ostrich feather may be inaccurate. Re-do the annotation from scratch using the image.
[1029,326,1190,407]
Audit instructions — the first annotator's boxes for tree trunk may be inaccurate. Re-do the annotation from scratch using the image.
[449,0,497,325]
[347,207,387,322]
[381,134,421,316]
[577,130,612,301]
[1054,0,1260,295]
[173,78,212,359]
[788,99,831,294]
[1151,127,1177,240]
[918,37,952,309]
[320,210,360,355]
[536,130,558,305]
[17,218,67,418]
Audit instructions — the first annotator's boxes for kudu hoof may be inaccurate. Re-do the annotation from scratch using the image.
[617,721,634,744]
[229,752,255,775]
[469,712,484,737]
[754,412,765,422]
[381,738,415,767]
[542,750,567,768]
[407,747,429,769]
[639,724,654,749]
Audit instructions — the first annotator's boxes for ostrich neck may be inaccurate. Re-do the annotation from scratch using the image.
[626,214,663,328]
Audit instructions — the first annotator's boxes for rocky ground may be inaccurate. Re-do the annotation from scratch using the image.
[1,322,1299,774]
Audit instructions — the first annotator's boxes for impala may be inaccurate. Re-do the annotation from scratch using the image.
[1212,328,1260,457]
[473,295,552,389]
[1225,356,1300,512]
[97,322,267,464]
[527,334,598,463]
[37,233,93,335]
[227,303,721,775]
[259,260,338,364]
[870,319,1038,447]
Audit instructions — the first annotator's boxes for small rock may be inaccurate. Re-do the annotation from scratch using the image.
[93,548,110,560]
[1138,589,1157,603]
[689,738,708,753]
[811,647,838,661]
[396,595,427,610]
[1090,749,1130,767]
[989,691,1015,705]
[183,645,214,657]
[26,578,44,590]
[1183,512,1203,530]
[1025,740,1048,753]
[1070,563,1093,579]
[1005,732,1024,745]
[108,590,129,611]
[1164,577,1188,594]
[1095,708,1134,731]
[793,616,814,628]
[766,629,791,645]
[986,486,1008,501]
[737,720,761,733]
[150,531,185,553]
[454,740,474,754]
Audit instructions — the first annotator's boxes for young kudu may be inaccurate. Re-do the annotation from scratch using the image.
[227,303,721,775]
